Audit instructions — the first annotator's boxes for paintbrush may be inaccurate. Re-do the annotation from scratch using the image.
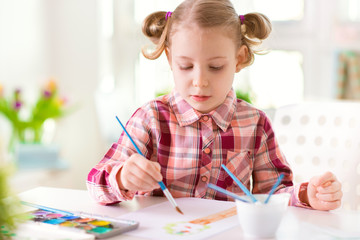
[264,173,284,204]
[221,164,259,204]
[116,116,183,215]
[207,183,249,203]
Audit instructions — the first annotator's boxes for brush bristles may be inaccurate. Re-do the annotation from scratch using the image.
[176,206,184,215]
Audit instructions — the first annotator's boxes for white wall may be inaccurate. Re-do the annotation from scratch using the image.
[0,0,48,92]
[42,0,104,190]
[1,0,105,191]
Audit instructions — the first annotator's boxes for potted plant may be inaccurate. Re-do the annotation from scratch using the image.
[0,79,74,169]
[0,165,18,239]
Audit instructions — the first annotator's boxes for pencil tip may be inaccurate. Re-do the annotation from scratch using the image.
[176,206,184,215]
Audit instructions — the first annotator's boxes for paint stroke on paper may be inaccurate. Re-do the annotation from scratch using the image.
[121,198,238,240]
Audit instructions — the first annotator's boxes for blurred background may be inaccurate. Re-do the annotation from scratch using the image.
[0,0,359,193]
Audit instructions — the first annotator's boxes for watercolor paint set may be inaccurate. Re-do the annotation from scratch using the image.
[23,208,139,239]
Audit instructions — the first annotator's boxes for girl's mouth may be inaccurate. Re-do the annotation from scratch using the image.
[191,95,210,102]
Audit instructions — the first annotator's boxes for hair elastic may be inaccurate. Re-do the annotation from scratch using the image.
[239,15,245,25]
[165,11,172,20]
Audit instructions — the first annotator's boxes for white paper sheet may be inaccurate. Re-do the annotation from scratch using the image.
[120,198,239,240]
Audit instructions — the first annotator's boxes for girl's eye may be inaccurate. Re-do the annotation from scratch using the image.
[180,66,193,70]
[210,66,223,70]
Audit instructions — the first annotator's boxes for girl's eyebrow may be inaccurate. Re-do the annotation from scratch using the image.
[175,56,227,61]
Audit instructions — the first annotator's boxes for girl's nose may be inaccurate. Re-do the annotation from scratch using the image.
[192,69,208,87]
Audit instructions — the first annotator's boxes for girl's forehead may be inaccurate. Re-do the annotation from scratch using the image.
[170,24,231,40]
[169,24,237,47]
[168,25,238,59]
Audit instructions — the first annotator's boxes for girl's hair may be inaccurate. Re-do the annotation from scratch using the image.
[141,0,272,67]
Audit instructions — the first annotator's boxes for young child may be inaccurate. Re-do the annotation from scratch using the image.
[87,0,342,211]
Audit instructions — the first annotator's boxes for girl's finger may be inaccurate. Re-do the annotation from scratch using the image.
[126,166,158,188]
[317,181,342,193]
[316,191,343,202]
[318,200,342,211]
[314,171,337,187]
[125,173,157,191]
[135,159,163,182]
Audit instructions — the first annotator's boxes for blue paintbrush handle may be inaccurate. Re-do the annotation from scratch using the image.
[115,116,179,209]
[116,116,164,184]
[221,164,258,203]
[264,173,284,204]
[116,116,143,155]
[116,116,165,186]
[207,184,249,203]
[158,181,167,191]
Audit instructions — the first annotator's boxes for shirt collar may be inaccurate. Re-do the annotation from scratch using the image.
[169,88,237,132]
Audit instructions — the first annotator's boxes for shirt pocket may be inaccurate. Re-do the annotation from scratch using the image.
[221,150,253,193]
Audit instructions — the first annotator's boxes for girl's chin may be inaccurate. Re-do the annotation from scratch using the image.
[190,103,216,113]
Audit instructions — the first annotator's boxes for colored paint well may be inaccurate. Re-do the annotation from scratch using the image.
[60,221,79,227]
[44,218,66,225]
[33,216,48,222]
[46,213,64,219]
[74,218,95,223]
[88,227,113,234]
[61,215,79,220]
[76,224,94,231]
[89,220,111,226]
[33,210,49,215]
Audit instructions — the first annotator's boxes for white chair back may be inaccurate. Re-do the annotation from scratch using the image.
[272,101,360,211]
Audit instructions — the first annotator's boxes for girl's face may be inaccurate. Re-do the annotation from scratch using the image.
[166,25,247,113]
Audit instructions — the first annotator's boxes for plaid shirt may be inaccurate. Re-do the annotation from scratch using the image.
[87,89,309,207]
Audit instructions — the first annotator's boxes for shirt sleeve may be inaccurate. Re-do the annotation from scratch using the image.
[86,108,153,205]
[251,111,312,208]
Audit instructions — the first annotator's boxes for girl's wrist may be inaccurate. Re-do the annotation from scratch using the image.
[116,167,127,191]
[299,182,311,207]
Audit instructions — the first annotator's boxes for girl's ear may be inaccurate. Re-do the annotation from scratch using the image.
[235,45,248,72]
[165,47,172,70]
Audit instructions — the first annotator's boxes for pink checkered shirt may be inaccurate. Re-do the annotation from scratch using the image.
[87,89,309,207]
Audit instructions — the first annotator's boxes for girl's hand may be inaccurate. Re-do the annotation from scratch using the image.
[307,171,342,210]
[117,153,163,192]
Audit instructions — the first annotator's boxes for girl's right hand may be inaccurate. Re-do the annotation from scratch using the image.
[117,153,163,192]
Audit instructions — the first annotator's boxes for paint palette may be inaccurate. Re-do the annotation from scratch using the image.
[25,209,139,239]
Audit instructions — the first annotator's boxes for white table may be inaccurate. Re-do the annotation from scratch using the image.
[17,187,360,239]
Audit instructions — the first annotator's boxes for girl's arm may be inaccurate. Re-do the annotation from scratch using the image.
[251,112,311,208]
[86,108,154,205]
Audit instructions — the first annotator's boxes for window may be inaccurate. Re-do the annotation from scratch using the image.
[234,0,304,21]
[234,51,303,109]
[339,0,360,21]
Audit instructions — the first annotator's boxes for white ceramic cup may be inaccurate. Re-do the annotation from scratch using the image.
[235,193,291,239]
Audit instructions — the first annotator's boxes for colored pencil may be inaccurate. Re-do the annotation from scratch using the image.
[115,116,183,215]
[221,164,258,203]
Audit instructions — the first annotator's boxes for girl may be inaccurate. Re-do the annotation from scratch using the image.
[87,0,342,211]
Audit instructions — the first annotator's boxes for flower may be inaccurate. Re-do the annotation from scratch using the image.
[0,79,72,149]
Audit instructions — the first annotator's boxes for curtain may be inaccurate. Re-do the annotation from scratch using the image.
[337,51,360,100]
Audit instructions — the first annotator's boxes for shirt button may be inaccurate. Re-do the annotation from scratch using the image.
[201,176,208,182]
[202,115,209,121]
[204,148,211,154]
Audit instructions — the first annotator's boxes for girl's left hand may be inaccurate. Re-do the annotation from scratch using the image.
[307,171,342,210]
